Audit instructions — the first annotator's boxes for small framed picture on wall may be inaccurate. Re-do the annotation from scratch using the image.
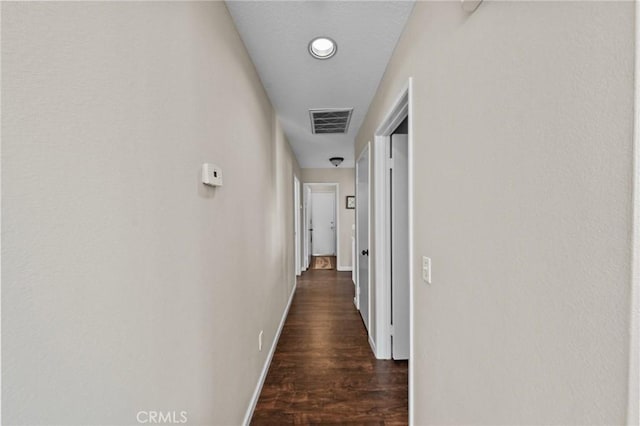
[346,196,355,209]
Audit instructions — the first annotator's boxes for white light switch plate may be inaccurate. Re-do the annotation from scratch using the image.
[422,256,431,284]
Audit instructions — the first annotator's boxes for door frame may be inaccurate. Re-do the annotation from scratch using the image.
[302,185,312,271]
[302,183,340,263]
[355,143,371,319]
[294,176,301,276]
[372,78,414,418]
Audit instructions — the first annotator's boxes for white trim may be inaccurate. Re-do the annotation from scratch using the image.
[337,266,353,272]
[368,334,377,356]
[0,2,3,418]
[335,181,340,261]
[628,2,640,424]
[371,78,414,423]
[407,78,415,426]
[375,90,410,136]
[302,186,312,271]
[294,176,301,277]
[354,153,361,312]
[243,283,297,426]
[367,144,372,337]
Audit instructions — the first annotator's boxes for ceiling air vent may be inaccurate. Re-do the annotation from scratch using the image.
[309,108,353,134]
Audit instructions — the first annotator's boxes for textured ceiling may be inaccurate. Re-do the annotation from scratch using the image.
[226,1,415,168]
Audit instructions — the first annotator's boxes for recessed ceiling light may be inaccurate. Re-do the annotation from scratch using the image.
[309,37,337,60]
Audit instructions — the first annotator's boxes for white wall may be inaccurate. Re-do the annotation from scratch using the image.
[2,2,300,425]
[301,168,355,270]
[630,4,640,423]
[356,1,635,424]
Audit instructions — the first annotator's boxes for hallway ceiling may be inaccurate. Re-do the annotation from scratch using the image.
[226,1,415,168]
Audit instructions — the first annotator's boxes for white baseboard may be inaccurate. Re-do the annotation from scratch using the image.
[337,265,352,271]
[242,283,297,426]
[368,334,377,356]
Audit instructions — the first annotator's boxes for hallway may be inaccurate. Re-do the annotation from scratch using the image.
[251,269,408,424]
[2,1,638,425]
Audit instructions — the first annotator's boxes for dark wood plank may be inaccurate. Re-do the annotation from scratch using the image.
[251,268,408,425]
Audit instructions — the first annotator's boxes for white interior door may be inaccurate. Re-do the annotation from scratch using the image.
[391,134,409,360]
[311,192,336,255]
[357,147,370,330]
[294,177,301,276]
[303,186,312,270]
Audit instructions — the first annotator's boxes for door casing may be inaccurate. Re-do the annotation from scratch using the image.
[294,176,301,276]
[302,183,340,264]
[303,186,312,271]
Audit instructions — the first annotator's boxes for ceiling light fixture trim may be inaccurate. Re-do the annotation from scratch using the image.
[309,36,337,60]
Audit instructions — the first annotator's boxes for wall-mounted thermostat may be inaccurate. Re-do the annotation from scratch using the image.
[202,163,223,187]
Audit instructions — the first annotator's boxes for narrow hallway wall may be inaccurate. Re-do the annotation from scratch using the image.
[2,2,300,424]
[356,1,635,424]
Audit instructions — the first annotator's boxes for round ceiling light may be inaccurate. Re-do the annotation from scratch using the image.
[309,37,337,60]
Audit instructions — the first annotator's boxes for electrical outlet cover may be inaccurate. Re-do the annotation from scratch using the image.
[422,256,431,284]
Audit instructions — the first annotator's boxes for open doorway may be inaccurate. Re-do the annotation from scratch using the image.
[372,81,413,361]
[371,78,413,418]
[302,183,340,271]
[389,118,409,360]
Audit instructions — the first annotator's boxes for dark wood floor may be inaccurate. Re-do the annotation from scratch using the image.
[251,267,408,425]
